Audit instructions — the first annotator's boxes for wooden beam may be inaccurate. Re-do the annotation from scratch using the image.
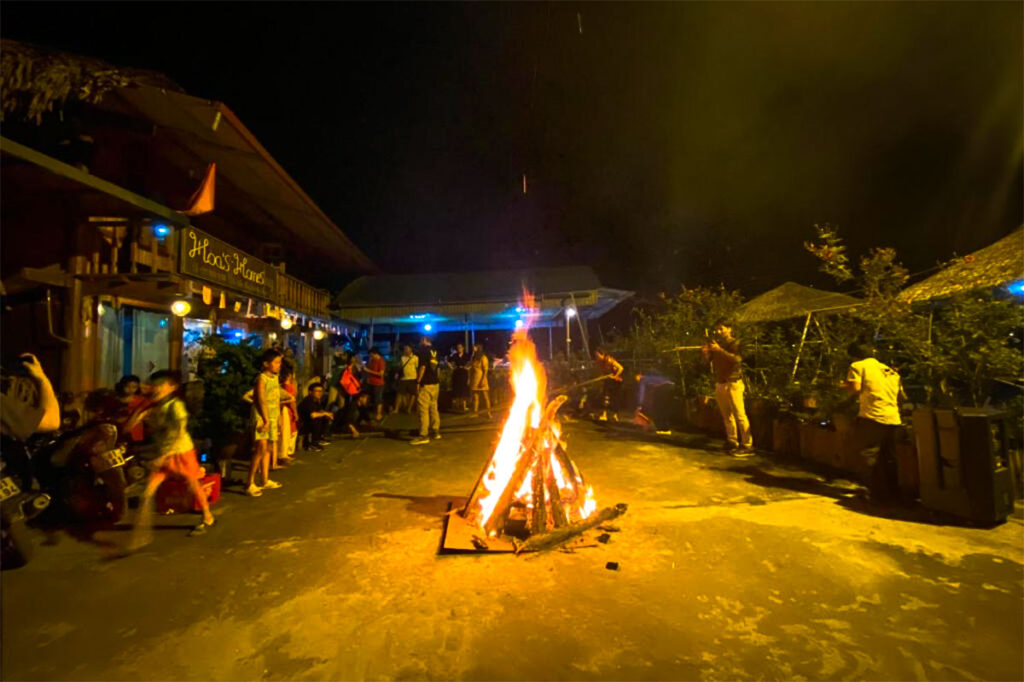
[0,136,190,227]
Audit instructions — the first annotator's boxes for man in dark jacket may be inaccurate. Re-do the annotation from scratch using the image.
[297,383,333,451]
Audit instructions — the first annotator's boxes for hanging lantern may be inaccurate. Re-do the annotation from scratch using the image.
[281,317,294,330]
[313,329,325,341]
[171,300,192,317]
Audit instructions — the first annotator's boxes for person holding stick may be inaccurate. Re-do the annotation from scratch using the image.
[593,348,624,421]
[702,319,753,456]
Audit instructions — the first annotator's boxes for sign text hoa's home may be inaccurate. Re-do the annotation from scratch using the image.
[179,227,277,300]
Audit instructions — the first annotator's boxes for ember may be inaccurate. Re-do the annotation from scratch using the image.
[460,297,599,544]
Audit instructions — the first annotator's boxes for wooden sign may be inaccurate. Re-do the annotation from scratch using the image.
[179,227,277,300]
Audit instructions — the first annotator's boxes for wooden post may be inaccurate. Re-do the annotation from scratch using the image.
[169,314,184,373]
[62,256,85,393]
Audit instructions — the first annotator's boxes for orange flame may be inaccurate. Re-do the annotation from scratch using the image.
[472,296,597,530]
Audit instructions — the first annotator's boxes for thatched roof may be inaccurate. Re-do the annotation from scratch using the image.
[899,227,1024,303]
[1,39,182,124]
[734,281,861,324]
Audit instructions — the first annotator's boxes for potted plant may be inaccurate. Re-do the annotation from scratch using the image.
[193,335,261,478]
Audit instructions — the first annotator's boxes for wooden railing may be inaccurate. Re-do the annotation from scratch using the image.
[83,217,329,319]
[277,269,330,318]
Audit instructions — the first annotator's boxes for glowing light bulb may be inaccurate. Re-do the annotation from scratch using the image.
[170,300,191,317]
[313,329,325,340]
[281,317,294,330]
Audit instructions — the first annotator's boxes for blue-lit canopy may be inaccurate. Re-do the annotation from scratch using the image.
[334,266,633,332]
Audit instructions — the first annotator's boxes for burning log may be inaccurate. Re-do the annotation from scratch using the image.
[513,503,628,554]
[457,305,602,550]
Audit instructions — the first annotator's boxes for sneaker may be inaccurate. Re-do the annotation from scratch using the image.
[432,432,442,440]
[262,479,282,490]
[732,447,755,458]
[315,440,330,447]
[409,436,430,446]
[245,485,263,497]
[309,444,324,452]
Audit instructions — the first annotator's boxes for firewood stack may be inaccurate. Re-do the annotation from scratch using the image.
[462,395,596,540]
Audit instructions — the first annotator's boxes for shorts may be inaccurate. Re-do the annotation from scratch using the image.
[154,449,202,479]
[400,379,418,396]
[370,384,385,405]
[253,415,280,441]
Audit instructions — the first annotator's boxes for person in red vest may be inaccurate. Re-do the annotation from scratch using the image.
[364,347,388,421]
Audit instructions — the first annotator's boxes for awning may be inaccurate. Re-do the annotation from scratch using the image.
[899,226,1024,302]
[734,281,862,324]
[335,266,634,331]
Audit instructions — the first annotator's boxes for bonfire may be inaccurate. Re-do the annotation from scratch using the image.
[449,297,626,554]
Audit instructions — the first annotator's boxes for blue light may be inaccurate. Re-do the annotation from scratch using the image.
[158,318,168,328]
[153,224,170,238]
[1008,279,1024,296]
[409,314,427,320]
[515,319,524,329]
[234,331,244,339]
[423,323,433,332]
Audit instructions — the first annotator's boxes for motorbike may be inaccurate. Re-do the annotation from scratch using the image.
[1,437,51,568]
[30,421,136,524]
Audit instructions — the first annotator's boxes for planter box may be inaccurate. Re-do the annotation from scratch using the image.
[799,422,841,468]
[893,436,919,498]
[772,417,801,457]
[748,399,777,450]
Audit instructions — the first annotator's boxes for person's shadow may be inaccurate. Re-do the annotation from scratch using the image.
[718,463,976,527]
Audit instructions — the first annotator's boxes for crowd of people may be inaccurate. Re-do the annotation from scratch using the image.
[1,319,909,557]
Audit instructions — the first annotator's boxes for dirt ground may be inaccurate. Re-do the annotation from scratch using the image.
[2,418,1022,681]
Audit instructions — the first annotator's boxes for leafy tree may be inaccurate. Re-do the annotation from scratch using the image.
[627,286,743,396]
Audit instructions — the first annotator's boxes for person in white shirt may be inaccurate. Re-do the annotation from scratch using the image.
[395,345,420,415]
[845,342,905,503]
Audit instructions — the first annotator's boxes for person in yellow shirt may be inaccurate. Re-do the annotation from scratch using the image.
[845,342,906,503]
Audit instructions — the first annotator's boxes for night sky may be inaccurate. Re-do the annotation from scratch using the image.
[4,2,1021,297]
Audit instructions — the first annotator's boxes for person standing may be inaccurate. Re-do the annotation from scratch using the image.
[845,342,905,503]
[247,349,287,497]
[594,348,625,421]
[278,362,299,466]
[450,343,470,413]
[395,345,419,415]
[410,336,441,445]
[365,347,388,421]
[123,370,215,551]
[701,319,753,456]
[469,343,492,419]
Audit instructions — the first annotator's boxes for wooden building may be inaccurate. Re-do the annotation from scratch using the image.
[1,40,374,393]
